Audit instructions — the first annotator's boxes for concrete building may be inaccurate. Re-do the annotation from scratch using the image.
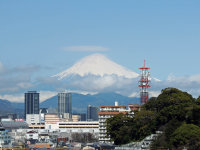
[98,102,128,143]
[25,91,39,119]
[72,114,81,122]
[128,103,141,112]
[0,124,11,146]
[44,114,60,130]
[58,121,99,134]
[45,114,60,124]
[44,121,99,133]
[29,124,45,129]
[73,113,86,121]
[0,121,28,130]
[26,114,41,125]
[87,105,99,121]
[40,108,48,123]
[26,130,39,141]
[57,92,72,118]
[45,122,59,130]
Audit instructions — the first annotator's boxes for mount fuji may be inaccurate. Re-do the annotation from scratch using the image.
[50,53,159,97]
[53,53,139,80]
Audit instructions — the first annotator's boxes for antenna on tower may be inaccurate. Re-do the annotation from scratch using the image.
[139,60,151,104]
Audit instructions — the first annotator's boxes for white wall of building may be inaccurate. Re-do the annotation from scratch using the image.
[45,122,59,130]
[26,114,41,125]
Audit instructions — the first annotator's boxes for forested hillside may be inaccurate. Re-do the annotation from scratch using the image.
[106,88,200,150]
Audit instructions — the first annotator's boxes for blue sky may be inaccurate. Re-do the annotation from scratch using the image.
[0,1,200,102]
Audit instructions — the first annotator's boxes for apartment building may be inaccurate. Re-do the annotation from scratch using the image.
[98,102,128,143]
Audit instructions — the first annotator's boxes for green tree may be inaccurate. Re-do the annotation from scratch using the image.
[196,96,200,105]
[134,110,157,140]
[170,123,200,149]
[156,88,195,112]
[143,97,158,112]
[106,113,134,145]
[106,87,200,148]
[164,119,183,144]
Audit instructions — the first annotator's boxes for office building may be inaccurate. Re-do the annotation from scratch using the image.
[87,105,99,121]
[24,91,39,119]
[80,113,86,121]
[57,92,72,118]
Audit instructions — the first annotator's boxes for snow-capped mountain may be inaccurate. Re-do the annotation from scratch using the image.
[53,53,139,80]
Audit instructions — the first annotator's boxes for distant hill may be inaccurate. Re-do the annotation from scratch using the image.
[0,99,24,117]
[41,92,139,113]
[0,92,139,116]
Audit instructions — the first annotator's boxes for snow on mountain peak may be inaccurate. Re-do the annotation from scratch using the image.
[53,53,139,80]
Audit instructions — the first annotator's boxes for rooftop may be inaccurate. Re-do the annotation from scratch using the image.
[98,112,128,115]
[100,106,126,108]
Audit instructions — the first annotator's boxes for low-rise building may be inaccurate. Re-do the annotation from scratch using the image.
[72,114,81,122]
[26,130,39,141]
[0,124,11,146]
[45,114,60,124]
[59,121,99,133]
[29,124,45,129]
[45,122,59,130]
[26,114,41,125]
[128,103,141,112]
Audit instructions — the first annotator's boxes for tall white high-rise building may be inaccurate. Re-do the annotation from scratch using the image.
[57,92,72,118]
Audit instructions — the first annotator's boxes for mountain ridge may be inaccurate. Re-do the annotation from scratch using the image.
[41,92,139,113]
[0,99,24,116]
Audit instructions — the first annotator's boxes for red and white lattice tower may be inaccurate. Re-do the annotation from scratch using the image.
[139,60,151,104]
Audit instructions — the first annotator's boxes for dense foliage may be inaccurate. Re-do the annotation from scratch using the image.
[106,88,200,149]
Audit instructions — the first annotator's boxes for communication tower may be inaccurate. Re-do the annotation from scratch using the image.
[139,60,151,104]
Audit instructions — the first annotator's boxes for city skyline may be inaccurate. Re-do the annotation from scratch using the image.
[1,1,200,102]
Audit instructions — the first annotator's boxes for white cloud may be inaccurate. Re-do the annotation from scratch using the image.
[3,73,200,103]
[0,64,40,93]
[166,74,200,84]
[0,77,34,93]
[39,91,57,102]
[61,73,200,98]
[129,92,139,98]
[0,91,57,103]
[68,75,136,93]
[17,82,33,89]
[0,94,24,103]
[66,89,98,95]
[128,91,160,98]
[188,74,200,82]
[63,46,109,52]
[149,73,200,98]
[149,91,161,97]
[166,74,200,87]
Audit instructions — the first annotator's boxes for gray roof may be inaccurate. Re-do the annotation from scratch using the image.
[1,121,28,129]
